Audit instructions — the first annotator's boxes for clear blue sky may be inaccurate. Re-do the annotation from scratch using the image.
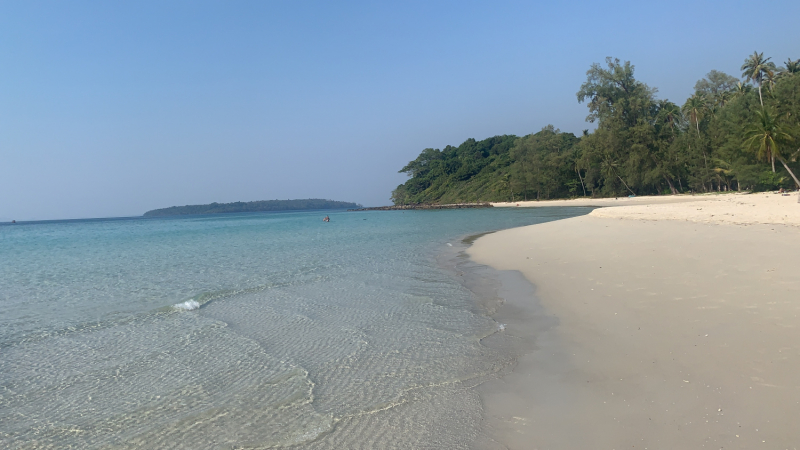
[2,0,799,220]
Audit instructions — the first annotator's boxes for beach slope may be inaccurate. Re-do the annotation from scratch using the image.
[469,193,800,449]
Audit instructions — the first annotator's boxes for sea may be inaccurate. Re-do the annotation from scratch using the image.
[0,207,588,449]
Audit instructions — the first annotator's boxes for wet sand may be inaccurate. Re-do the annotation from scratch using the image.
[469,193,800,449]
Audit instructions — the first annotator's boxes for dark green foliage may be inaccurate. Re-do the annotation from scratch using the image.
[144,199,362,217]
[392,53,800,204]
[511,126,581,200]
[695,70,739,99]
[392,135,520,204]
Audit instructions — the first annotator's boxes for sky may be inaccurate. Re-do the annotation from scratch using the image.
[2,0,799,220]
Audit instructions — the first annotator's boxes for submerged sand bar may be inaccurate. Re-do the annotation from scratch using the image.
[469,193,800,449]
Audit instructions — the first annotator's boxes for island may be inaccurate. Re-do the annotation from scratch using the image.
[143,199,362,217]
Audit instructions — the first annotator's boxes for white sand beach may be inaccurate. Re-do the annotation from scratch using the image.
[470,192,800,449]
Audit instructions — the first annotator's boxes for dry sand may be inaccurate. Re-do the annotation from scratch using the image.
[469,193,800,449]
[491,193,718,209]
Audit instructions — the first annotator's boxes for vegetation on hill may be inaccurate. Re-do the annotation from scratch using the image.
[143,199,362,217]
[392,53,800,204]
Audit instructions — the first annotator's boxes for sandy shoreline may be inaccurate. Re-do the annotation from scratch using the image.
[469,193,800,449]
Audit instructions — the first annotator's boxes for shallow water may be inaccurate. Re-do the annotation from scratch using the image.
[0,207,587,449]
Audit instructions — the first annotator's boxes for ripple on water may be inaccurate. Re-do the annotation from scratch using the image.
[0,208,589,449]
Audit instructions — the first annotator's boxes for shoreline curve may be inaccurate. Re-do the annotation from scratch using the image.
[468,192,800,448]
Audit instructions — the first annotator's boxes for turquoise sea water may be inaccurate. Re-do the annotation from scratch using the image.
[0,208,587,449]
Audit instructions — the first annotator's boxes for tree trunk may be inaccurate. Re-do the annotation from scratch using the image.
[617,175,636,196]
[577,168,587,196]
[520,159,529,199]
[699,145,710,184]
[663,175,678,194]
[758,84,764,107]
[778,157,800,189]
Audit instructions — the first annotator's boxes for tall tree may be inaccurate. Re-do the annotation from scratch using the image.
[651,100,684,194]
[695,70,739,102]
[741,51,776,107]
[655,100,681,132]
[774,68,800,132]
[783,58,800,76]
[577,58,659,196]
[734,82,752,97]
[682,94,706,136]
[743,108,796,177]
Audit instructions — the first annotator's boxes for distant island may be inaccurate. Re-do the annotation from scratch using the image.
[143,199,362,217]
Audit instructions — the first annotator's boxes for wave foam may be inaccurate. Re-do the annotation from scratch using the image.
[173,300,200,311]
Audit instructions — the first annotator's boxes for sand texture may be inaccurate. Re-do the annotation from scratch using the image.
[491,193,724,209]
[469,194,800,449]
[590,192,800,227]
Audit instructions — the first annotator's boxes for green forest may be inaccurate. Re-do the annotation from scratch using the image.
[143,199,362,216]
[392,53,800,204]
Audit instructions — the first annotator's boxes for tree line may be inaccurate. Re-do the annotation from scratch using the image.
[143,199,362,217]
[392,53,800,204]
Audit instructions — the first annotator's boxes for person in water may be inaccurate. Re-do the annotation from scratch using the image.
[323,215,330,222]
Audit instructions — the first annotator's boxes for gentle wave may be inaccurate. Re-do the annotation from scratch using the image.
[1,207,592,449]
[173,300,200,311]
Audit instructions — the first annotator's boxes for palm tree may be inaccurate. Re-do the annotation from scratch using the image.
[600,154,636,196]
[785,58,800,75]
[711,159,737,191]
[718,90,732,107]
[682,94,706,136]
[656,100,681,133]
[712,159,743,191]
[734,82,752,97]
[764,69,778,94]
[777,58,800,81]
[705,102,719,119]
[743,109,798,183]
[573,156,588,197]
[741,51,776,107]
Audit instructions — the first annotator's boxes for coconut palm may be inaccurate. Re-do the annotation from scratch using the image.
[741,51,776,107]
[712,159,743,191]
[705,101,719,119]
[743,109,798,183]
[734,82,752,97]
[600,154,635,196]
[655,100,681,133]
[682,94,707,136]
[777,58,800,81]
[764,69,778,94]
[785,58,800,75]
[717,90,733,107]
